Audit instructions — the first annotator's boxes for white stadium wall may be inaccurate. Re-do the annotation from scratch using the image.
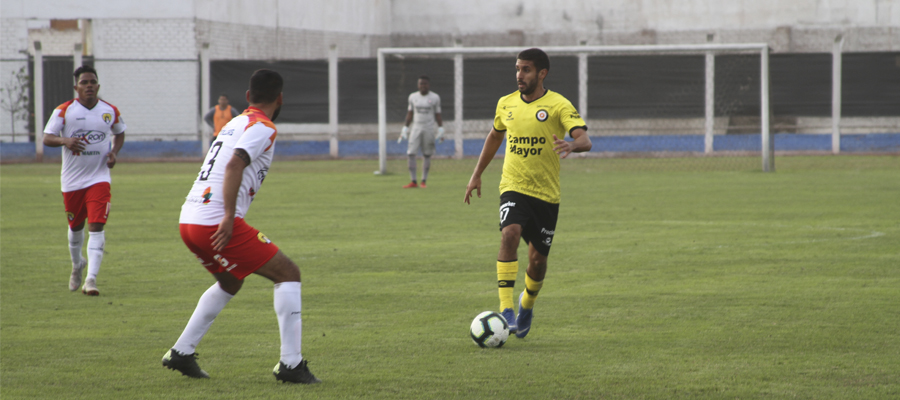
[390,0,900,52]
[1,0,898,142]
[91,19,199,140]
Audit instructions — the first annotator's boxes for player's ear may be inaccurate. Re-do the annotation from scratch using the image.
[539,69,548,80]
[246,90,251,103]
[276,92,283,106]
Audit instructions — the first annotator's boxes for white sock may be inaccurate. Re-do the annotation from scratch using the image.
[86,231,105,281]
[274,281,303,369]
[68,228,84,265]
[173,283,234,355]
[408,154,417,182]
[422,155,431,182]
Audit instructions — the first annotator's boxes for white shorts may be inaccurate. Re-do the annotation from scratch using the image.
[407,126,436,156]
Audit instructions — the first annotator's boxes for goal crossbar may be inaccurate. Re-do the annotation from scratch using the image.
[376,43,772,174]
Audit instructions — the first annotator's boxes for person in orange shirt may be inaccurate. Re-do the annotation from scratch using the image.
[203,94,239,142]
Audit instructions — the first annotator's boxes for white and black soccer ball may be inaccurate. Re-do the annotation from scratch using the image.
[470,311,509,348]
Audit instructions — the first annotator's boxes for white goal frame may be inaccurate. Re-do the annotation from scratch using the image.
[376,43,773,174]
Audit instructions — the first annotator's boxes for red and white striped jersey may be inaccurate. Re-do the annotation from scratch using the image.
[179,107,277,226]
[44,99,126,192]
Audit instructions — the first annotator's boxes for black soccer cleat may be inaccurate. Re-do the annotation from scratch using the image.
[273,359,321,384]
[162,348,210,379]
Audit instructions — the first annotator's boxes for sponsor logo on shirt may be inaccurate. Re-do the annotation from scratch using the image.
[73,129,106,144]
[219,128,234,137]
[507,136,547,158]
[201,187,213,204]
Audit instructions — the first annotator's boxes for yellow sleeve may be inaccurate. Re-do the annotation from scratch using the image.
[558,100,587,138]
[493,99,507,132]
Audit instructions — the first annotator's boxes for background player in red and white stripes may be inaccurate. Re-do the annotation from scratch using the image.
[43,65,126,296]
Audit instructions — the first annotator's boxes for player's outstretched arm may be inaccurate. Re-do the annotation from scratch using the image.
[211,149,251,251]
[465,128,505,204]
[552,128,592,159]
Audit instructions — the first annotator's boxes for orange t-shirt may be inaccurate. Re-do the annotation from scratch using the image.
[213,105,233,137]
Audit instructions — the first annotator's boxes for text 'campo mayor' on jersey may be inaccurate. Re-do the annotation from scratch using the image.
[492,90,587,204]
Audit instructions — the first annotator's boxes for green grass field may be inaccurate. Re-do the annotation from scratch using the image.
[2,156,898,399]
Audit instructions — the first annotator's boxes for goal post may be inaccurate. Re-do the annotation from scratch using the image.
[376,43,772,174]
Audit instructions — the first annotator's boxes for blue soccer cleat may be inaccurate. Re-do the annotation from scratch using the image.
[515,292,533,338]
[500,308,517,334]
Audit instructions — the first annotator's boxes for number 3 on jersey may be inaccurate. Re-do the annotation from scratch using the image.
[199,142,223,181]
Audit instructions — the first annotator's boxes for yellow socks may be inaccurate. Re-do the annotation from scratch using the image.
[497,260,518,310]
[521,273,543,310]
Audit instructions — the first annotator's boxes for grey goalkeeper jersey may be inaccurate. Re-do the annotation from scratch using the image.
[407,91,441,129]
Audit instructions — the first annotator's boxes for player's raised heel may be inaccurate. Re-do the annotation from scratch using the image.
[501,308,517,334]
[162,349,210,379]
[515,292,533,338]
[273,359,321,384]
[82,277,99,296]
[69,259,86,292]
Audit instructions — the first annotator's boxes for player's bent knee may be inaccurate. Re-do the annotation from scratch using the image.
[501,224,522,240]
[500,226,522,245]
[254,250,301,283]
[214,272,243,295]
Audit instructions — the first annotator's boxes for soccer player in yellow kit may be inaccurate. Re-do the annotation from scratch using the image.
[464,48,592,338]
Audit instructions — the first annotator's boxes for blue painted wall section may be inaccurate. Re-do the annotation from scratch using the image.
[2,133,898,161]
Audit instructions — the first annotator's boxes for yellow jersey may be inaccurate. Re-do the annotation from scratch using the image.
[493,90,587,204]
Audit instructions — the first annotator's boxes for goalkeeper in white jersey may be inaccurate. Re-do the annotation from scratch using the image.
[398,75,444,188]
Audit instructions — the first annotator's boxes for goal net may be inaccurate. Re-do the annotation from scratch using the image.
[376,44,773,174]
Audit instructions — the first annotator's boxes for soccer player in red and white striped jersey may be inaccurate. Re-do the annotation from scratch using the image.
[162,69,320,384]
[43,65,126,296]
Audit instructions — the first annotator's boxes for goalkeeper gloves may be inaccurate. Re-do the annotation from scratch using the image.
[436,127,445,143]
[398,126,409,143]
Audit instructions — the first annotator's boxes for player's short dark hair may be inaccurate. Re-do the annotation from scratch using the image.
[248,69,283,104]
[517,48,550,72]
[218,94,228,100]
[418,75,430,82]
[73,65,97,82]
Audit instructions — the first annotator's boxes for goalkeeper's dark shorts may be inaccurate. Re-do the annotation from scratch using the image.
[498,191,559,256]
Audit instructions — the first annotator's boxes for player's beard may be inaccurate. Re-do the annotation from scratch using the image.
[518,79,538,95]
[271,105,282,122]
